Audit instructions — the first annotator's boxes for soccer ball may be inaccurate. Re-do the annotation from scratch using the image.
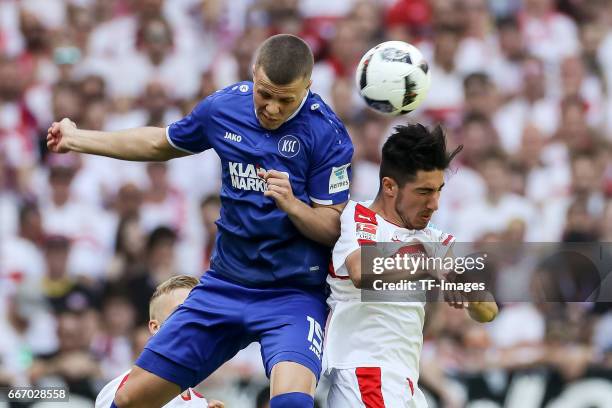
[355,40,431,116]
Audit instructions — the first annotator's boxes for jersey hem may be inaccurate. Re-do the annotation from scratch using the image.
[310,196,334,205]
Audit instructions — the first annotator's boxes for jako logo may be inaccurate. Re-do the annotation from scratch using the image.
[278,135,300,158]
[224,132,242,142]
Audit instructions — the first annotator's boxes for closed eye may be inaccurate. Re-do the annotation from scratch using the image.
[258,90,272,99]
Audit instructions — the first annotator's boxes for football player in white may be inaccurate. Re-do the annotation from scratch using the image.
[96,276,224,408]
[324,123,498,407]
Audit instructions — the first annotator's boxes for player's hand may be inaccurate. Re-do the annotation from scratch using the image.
[47,117,77,153]
[258,169,298,213]
[444,272,469,309]
[208,400,224,408]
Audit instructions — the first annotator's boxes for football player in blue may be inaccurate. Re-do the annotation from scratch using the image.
[47,34,354,408]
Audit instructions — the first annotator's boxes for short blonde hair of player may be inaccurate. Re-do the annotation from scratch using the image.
[149,275,198,322]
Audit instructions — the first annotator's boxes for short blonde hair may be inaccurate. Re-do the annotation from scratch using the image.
[149,275,198,320]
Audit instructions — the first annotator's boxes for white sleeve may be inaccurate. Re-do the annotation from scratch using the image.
[332,202,379,275]
[422,225,455,259]
[95,373,128,408]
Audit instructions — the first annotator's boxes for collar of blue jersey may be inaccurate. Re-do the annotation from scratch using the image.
[254,90,310,128]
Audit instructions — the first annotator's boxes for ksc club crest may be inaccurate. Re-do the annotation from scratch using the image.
[278,135,300,158]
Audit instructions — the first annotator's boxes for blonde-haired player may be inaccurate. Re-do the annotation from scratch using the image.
[95,276,224,408]
[324,124,498,407]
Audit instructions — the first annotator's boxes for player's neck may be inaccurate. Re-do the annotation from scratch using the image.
[370,196,405,228]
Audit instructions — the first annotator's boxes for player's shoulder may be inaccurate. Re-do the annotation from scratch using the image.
[195,81,253,116]
[218,81,254,97]
[303,92,351,140]
[205,81,253,105]
[341,200,376,222]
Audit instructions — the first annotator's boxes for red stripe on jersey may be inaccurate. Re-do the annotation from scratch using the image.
[356,367,386,408]
[407,377,414,396]
[442,234,454,246]
[181,392,191,401]
[192,389,205,398]
[396,243,426,256]
[357,238,376,245]
[116,373,130,395]
[328,260,349,280]
[354,204,378,225]
[355,204,378,245]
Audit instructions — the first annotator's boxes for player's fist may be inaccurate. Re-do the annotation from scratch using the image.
[258,169,298,213]
[47,118,77,153]
[208,400,224,408]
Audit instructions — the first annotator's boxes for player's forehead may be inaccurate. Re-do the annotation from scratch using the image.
[409,169,445,189]
[253,67,305,98]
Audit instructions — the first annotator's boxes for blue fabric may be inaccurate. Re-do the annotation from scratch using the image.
[109,402,118,408]
[270,392,314,408]
[138,271,327,388]
[167,82,353,287]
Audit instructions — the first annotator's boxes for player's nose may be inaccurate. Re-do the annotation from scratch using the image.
[265,103,280,116]
[426,193,440,211]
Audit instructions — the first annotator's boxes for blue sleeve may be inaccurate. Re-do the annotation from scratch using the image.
[307,122,354,206]
[166,96,213,154]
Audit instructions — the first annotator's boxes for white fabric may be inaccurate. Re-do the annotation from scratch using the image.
[95,371,208,408]
[326,367,428,408]
[325,200,454,383]
[521,12,580,66]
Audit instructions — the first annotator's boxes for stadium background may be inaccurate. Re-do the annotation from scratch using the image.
[1,0,612,406]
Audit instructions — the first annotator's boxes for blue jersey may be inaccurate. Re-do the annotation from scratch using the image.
[166,82,354,288]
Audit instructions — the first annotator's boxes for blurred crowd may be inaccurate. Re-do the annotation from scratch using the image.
[1,0,612,406]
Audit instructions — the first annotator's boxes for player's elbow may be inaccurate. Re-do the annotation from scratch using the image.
[349,271,363,289]
[350,275,361,289]
[113,389,144,408]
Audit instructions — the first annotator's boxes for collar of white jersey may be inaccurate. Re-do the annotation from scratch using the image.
[253,91,310,127]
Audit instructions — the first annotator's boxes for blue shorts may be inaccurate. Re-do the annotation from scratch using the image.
[135,271,327,390]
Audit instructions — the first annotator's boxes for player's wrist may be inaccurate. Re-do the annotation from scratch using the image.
[284,197,303,216]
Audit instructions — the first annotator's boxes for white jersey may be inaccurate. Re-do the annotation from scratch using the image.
[95,371,208,408]
[325,200,455,380]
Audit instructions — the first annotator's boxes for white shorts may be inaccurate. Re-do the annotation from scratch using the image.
[326,367,428,408]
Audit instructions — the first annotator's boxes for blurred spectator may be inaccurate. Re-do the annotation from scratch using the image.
[455,149,539,241]
[463,72,500,121]
[421,24,464,126]
[489,16,527,98]
[520,0,580,67]
[96,292,136,380]
[41,234,98,312]
[495,56,560,155]
[29,309,102,400]
[121,226,178,324]
[140,162,188,234]
[106,214,146,281]
[105,16,201,100]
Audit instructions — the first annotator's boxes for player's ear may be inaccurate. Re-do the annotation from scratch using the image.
[149,319,160,335]
[381,177,397,197]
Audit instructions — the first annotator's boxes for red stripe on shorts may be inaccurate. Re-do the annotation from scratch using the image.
[356,367,385,408]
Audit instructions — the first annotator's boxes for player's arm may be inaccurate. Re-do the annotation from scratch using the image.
[259,169,344,246]
[344,247,434,289]
[47,118,190,161]
[288,200,345,247]
[443,247,498,323]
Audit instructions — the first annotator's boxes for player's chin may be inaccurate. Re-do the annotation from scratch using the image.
[413,219,428,230]
[257,114,282,130]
